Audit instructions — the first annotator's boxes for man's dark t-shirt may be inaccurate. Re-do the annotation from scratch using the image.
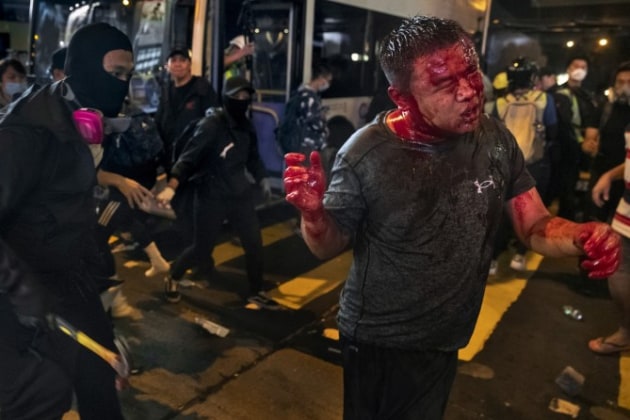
[325,114,535,351]
[171,80,195,114]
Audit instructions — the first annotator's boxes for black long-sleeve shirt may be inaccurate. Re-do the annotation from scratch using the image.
[171,108,267,198]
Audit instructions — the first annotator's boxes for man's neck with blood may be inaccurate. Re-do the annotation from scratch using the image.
[386,106,443,143]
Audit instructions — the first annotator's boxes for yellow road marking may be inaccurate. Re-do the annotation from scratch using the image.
[323,328,340,341]
[123,260,141,268]
[267,251,352,310]
[458,253,543,361]
[620,354,630,408]
[212,221,295,265]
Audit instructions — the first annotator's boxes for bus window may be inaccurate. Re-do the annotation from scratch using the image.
[171,0,195,51]
[313,2,400,99]
[250,4,293,102]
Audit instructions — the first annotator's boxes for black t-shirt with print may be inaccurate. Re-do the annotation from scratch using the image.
[324,113,535,352]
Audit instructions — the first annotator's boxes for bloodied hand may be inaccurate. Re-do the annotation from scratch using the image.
[284,152,326,222]
[574,222,621,279]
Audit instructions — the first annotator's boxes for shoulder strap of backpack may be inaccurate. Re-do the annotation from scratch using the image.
[496,93,516,121]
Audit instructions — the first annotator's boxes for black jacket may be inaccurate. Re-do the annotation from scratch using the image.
[171,108,267,198]
[0,81,98,306]
[155,76,218,170]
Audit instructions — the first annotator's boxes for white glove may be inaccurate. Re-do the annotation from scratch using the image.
[260,178,272,201]
[156,186,175,204]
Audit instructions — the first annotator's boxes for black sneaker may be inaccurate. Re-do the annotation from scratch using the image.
[247,291,282,310]
[163,276,181,303]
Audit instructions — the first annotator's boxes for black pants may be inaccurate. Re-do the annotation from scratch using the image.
[341,336,457,420]
[0,271,123,419]
[171,189,263,294]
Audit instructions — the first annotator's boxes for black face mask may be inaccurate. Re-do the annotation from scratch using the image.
[64,23,133,117]
[223,97,250,120]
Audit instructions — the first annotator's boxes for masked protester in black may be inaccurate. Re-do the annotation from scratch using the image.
[156,76,277,309]
[0,23,132,419]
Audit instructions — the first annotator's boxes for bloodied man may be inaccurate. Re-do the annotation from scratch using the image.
[283,16,620,419]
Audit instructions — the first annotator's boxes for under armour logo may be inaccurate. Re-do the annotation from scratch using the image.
[474,176,495,194]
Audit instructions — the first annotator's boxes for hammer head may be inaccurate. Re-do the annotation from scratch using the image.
[113,334,132,378]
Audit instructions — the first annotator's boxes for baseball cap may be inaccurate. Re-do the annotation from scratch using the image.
[223,76,255,97]
[167,47,191,60]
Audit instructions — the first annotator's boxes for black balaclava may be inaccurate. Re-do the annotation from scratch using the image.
[65,23,132,117]
[223,76,254,121]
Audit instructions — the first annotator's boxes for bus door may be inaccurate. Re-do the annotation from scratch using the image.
[246,1,299,181]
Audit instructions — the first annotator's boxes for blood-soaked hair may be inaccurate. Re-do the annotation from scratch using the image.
[379,16,474,92]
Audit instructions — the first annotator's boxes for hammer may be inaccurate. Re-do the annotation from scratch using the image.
[48,314,132,379]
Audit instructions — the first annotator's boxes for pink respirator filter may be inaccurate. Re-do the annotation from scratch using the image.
[72,108,104,144]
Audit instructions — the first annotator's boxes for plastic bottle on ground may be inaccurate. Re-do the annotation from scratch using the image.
[562,305,583,321]
[194,316,230,337]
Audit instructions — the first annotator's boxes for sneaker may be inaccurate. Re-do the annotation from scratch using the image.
[510,254,527,271]
[163,276,181,303]
[488,260,498,276]
[247,291,282,310]
[111,294,142,320]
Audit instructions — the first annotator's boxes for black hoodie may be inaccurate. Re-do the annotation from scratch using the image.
[0,81,97,302]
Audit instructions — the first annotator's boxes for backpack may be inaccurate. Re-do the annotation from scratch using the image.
[276,92,307,154]
[108,111,164,168]
[172,116,206,166]
[495,91,547,164]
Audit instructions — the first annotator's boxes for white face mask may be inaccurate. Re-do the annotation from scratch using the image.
[318,80,330,92]
[569,68,587,82]
[3,81,27,97]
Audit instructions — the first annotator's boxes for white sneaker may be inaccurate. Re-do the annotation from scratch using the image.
[111,290,142,320]
[145,262,170,277]
[510,254,527,271]
[488,260,498,276]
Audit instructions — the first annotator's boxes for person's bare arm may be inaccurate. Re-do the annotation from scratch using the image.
[223,43,255,68]
[507,187,620,278]
[97,168,152,209]
[592,163,625,207]
[284,152,350,259]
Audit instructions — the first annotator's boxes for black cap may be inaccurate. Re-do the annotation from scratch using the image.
[506,57,535,90]
[50,47,67,72]
[223,76,255,97]
[167,47,191,60]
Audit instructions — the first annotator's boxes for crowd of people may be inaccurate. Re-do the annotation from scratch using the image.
[0,23,276,418]
[0,13,627,420]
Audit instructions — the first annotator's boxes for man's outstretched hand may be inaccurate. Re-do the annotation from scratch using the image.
[574,222,621,279]
[284,152,326,222]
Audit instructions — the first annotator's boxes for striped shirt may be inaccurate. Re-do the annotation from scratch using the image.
[611,123,630,238]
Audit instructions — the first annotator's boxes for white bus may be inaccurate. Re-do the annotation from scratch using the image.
[186,0,487,178]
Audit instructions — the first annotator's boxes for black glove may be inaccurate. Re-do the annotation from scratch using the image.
[1,240,52,330]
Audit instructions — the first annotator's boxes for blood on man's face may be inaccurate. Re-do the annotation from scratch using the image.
[403,40,484,137]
